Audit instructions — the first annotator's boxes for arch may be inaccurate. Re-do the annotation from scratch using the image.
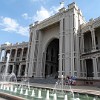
[44,38,59,78]
[44,37,59,52]
[86,59,93,77]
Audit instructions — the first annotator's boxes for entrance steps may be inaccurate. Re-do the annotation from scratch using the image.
[29,77,57,84]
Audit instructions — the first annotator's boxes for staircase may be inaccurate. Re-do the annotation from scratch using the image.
[29,76,57,84]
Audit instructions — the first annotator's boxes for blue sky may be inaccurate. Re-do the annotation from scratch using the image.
[0,0,100,45]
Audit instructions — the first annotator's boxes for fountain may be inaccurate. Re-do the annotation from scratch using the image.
[37,89,42,98]
[14,87,17,93]
[0,77,99,100]
[0,53,17,84]
[46,90,50,100]
[24,89,28,96]
[20,88,23,94]
[7,86,9,91]
[53,93,57,100]
[53,75,65,94]
[64,95,68,100]
[0,54,99,100]
[4,53,10,82]
[10,85,13,92]
[31,89,35,97]
[18,73,30,90]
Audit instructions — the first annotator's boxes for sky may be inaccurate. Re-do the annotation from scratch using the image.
[0,0,100,45]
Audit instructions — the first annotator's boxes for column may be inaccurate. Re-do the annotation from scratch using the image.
[41,52,46,77]
[4,49,7,61]
[25,47,29,75]
[35,30,43,77]
[91,29,96,51]
[12,64,15,73]
[59,18,64,77]
[20,48,24,61]
[18,64,21,77]
[14,48,17,61]
[28,29,37,77]
[81,33,84,53]
[92,57,98,79]
[9,49,12,61]
[81,59,85,78]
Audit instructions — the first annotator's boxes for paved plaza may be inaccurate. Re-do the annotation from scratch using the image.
[29,83,100,96]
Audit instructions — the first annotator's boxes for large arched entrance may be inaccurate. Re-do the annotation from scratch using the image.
[45,39,59,78]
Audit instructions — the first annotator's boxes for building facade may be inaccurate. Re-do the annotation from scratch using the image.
[0,42,28,78]
[79,17,100,85]
[0,2,100,85]
[27,2,85,78]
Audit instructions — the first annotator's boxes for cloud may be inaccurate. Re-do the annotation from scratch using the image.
[0,16,29,36]
[33,6,52,21]
[22,6,52,22]
[22,4,65,22]
[51,2,65,13]
[5,42,11,45]
[33,3,65,21]
[22,13,32,20]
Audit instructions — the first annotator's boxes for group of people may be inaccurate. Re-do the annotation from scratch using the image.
[65,75,76,85]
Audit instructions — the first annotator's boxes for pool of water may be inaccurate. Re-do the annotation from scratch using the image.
[0,84,100,100]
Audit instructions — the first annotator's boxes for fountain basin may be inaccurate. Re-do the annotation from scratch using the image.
[0,92,24,100]
[0,82,100,100]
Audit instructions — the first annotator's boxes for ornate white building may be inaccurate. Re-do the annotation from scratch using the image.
[27,2,85,78]
[0,2,100,85]
[0,42,28,78]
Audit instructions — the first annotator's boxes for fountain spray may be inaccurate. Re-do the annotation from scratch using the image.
[31,89,35,97]
[4,53,10,82]
[46,90,50,100]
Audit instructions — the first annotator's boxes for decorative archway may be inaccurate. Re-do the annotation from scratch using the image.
[45,39,59,78]
[86,59,93,77]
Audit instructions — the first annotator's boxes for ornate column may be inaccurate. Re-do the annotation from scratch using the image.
[20,48,24,61]
[80,59,84,78]
[25,47,29,75]
[42,52,46,77]
[4,49,7,61]
[12,64,15,73]
[82,59,86,78]
[28,28,37,77]
[92,57,98,79]
[81,59,84,77]
[9,49,12,62]
[81,33,84,53]
[18,64,21,77]
[14,48,17,61]
[59,18,64,77]
[91,28,96,51]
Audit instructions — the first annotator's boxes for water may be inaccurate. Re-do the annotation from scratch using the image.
[18,74,30,90]
[0,55,99,100]
[4,53,10,81]
[0,84,99,100]
[64,95,68,100]
[46,90,50,100]
[0,53,17,83]
[53,75,65,94]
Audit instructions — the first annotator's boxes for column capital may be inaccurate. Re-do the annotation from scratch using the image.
[90,27,95,32]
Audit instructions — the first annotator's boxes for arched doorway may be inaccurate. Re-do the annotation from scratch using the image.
[86,59,94,77]
[45,39,59,78]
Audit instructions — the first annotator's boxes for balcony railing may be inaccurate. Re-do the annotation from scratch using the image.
[84,48,92,53]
